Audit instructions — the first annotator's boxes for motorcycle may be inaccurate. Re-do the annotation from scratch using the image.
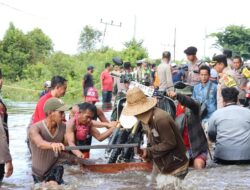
[106,97,144,163]
[106,57,179,163]
[106,83,177,163]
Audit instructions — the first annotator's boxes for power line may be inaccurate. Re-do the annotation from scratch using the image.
[0,1,44,19]
[100,19,122,46]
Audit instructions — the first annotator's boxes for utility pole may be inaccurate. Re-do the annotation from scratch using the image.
[133,15,137,39]
[161,28,177,61]
[100,19,122,46]
[204,27,207,58]
[173,27,176,62]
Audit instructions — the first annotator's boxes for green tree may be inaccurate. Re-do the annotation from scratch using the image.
[0,23,54,80]
[122,38,148,64]
[210,25,250,59]
[0,23,32,80]
[78,25,102,52]
[26,28,53,63]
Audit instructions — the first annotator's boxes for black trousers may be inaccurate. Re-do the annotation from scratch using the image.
[244,98,250,107]
[0,164,4,183]
[214,157,250,165]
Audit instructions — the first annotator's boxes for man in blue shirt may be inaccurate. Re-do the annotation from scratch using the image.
[192,65,217,120]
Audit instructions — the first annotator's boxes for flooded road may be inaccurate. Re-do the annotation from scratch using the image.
[1,102,250,190]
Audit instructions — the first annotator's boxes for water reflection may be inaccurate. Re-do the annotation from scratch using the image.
[1,102,250,190]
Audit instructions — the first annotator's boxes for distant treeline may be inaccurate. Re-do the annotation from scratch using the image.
[0,23,149,102]
[1,23,250,102]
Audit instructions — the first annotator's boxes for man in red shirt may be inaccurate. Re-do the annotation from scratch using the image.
[100,63,113,104]
[32,76,67,125]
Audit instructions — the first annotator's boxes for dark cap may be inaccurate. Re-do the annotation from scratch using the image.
[87,65,94,71]
[212,54,227,67]
[184,46,197,55]
[44,98,70,113]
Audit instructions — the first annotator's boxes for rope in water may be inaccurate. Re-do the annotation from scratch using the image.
[2,84,82,93]
[3,84,40,92]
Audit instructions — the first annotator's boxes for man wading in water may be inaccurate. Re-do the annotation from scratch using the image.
[32,76,67,124]
[122,87,188,179]
[66,102,115,159]
[168,85,208,169]
[0,108,13,186]
[28,98,69,186]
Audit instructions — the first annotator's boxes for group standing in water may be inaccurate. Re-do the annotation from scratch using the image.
[1,46,250,187]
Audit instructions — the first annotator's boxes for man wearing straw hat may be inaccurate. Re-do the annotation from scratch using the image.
[122,87,188,179]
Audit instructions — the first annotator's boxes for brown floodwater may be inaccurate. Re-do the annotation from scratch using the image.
[1,102,250,190]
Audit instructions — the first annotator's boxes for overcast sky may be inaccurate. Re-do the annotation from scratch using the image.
[1,0,249,60]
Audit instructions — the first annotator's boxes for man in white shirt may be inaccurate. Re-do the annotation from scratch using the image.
[157,51,174,92]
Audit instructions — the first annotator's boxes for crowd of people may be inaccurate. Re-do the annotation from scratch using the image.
[1,45,250,187]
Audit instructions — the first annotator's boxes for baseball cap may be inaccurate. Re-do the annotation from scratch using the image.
[44,81,51,88]
[44,98,70,113]
[85,87,99,102]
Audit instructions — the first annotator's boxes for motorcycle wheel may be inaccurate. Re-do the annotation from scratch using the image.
[108,130,130,163]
